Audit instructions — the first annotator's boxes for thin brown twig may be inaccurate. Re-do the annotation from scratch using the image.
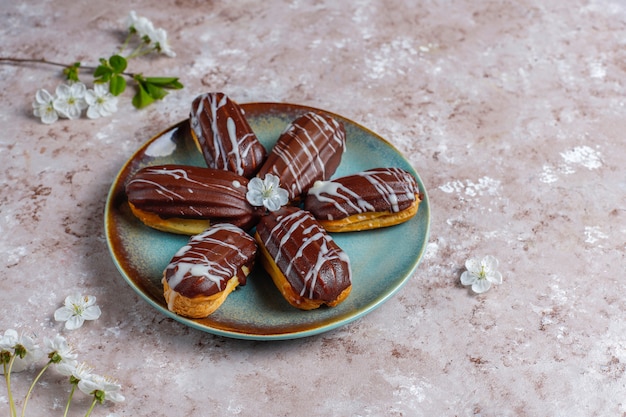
[0,57,135,77]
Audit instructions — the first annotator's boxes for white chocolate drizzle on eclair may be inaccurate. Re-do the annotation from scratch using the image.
[264,112,346,199]
[260,208,351,301]
[306,168,418,220]
[190,93,258,177]
[163,223,257,297]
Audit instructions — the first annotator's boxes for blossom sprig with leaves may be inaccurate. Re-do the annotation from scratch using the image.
[0,10,183,124]
[1,295,124,417]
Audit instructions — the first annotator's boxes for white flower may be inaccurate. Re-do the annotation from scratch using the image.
[54,294,102,330]
[53,83,87,119]
[0,330,43,370]
[70,361,95,382]
[78,373,125,403]
[127,10,155,40]
[32,88,58,124]
[44,334,78,370]
[460,255,503,293]
[246,174,289,211]
[151,27,176,57]
[0,329,19,351]
[85,83,118,119]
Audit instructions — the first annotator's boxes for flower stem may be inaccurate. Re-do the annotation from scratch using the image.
[62,384,77,417]
[83,398,98,417]
[5,356,17,417]
[0,57,135,77]
[20,361,52,417]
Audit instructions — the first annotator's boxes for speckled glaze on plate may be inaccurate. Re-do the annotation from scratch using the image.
[105,102,430,340]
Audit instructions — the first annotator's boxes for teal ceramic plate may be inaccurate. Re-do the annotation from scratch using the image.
[105,102,430,340]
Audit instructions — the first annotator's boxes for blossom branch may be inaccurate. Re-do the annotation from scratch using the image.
[0,57,135,77]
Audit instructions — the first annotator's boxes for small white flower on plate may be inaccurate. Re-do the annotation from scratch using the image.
[246,174,289,212]
[53,83,88,120]
[460,255,503,293]
[54,294,102,330]
[32,88,59,124]
[85,83,119,119]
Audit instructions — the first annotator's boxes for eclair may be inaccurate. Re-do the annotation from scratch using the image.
[304,167,421,232]
[162,223,257,318]
[254,206,352,310]
[125,164,264,234]
[189,92,267,178]
[256,112,346,202]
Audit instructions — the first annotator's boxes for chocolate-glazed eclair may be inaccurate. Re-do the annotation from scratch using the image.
[254,206,352,310]
[125,164,264,234]
[162,223,257,318]
[190,92,267,178]
[256,112,346,202]
[303,167,422,232]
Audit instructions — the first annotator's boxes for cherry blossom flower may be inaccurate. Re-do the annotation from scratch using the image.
[32,88,59,124]
[460,255,503,293]
[246,174,289,211]
[127,10,155,41]
[54,294,102,330]
[127,10,175,57]
[0,330,42,374]
[53,83,87,120]
[151,27,176,57]
[44,334,78,370]
[70,361,95,382]
[78,373,125,403]
[85,83,118,119]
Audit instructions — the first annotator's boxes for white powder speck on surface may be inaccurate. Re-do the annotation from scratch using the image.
[589,61,607,79]
[584,226,609,244]
[439,176,501,196]
[539,146,603,184]
[539,165,559,184]
[560,146,603,170]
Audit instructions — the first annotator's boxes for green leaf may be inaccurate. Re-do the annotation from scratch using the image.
[109,55,127,73]
[144,77,184,89]
[93,65,112,81]
[145,82,168,100]
[109,74,127,96]
[132,82,155,109]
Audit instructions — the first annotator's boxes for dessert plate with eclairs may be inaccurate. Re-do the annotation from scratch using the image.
[105,93,430,340]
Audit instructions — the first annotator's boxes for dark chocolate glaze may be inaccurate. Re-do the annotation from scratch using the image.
[164,223,257,297]
[125,164,263,230]
[190,92,267,178]
[303,167,420,220]
[256,206,351,302]
[256,112,346,201]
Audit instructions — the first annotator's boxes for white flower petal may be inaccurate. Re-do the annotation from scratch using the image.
[482,255,499,272]
[460,270,476,285]
[465,258,481,274]
[472,279,492,294]
[488,270,503,284]
[81,305,102,321]
[65,315,85,330]
[35,88,54,104]
[54,307,74,322]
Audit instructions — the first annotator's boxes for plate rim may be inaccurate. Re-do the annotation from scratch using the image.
[104,101,431,341]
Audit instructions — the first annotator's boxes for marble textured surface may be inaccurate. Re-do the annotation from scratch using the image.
[1,0,625,416]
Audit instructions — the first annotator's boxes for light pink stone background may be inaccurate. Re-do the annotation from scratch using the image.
[1,1,625,416]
